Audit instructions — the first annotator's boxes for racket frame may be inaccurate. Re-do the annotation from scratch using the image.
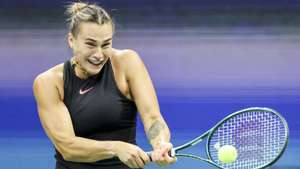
[172,107,289,169]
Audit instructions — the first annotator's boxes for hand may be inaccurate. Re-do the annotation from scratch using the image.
[114,141,150,169]
[151,142,177,166]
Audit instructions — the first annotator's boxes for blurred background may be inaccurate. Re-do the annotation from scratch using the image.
[0,0,299,168]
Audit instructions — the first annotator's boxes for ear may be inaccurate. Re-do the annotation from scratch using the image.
[67,32,74,49]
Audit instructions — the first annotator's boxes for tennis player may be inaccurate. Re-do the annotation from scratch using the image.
[33,2,176,169]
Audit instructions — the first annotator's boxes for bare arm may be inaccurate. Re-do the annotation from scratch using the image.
[124,50,175,166]
[124,50,171,149]
[33,72,118,163]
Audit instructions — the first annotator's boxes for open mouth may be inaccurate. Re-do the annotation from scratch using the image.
[87,59,103,66]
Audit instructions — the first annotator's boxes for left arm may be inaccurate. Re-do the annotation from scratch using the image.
[124,50,175,166]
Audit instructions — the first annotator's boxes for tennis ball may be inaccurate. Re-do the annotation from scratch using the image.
[218,145,238,163]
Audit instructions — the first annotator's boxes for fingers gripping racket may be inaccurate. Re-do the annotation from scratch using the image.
[149,107,289,169]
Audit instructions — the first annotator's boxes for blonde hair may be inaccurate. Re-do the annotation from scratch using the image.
[65,2,114,37]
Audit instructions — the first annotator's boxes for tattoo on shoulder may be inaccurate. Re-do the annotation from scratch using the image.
[147,120,165,140]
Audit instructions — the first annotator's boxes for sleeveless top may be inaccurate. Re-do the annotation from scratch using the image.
[55,59,138,169]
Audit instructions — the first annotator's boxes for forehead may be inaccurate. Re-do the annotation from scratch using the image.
[77,22,113,41]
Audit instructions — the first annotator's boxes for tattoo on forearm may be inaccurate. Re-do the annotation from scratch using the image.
[147,120,165,140]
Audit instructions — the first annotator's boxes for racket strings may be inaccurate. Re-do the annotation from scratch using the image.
[208,110,287,169]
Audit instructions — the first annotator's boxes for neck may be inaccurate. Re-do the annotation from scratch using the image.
[71,59,90,79]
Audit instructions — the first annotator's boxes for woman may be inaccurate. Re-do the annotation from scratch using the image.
[33,2,176,169]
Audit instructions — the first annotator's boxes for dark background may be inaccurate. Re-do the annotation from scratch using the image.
[0,0,299,144]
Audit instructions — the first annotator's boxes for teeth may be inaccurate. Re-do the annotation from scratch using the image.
[88,59,102,65]
[91,61,101,64]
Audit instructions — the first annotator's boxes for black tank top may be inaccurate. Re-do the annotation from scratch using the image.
[55,59,138,169]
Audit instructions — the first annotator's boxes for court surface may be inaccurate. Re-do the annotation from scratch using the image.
[1,132,299,169]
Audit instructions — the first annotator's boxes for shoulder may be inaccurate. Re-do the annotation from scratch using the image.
[34,63,64,85]
[33,63,64,99]
[111,48,145,72]
[112,49,148,81]
[112,48,141,61]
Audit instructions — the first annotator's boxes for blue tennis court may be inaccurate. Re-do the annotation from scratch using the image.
[0,133,299,169]
[1,92,299,168]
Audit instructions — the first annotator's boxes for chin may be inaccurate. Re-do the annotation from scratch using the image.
[86,66,102,76]
[83,60,107,76]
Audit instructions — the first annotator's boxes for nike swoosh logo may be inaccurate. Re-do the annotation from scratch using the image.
[79,87,94,95]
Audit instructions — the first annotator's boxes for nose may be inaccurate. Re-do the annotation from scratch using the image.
[94,47,105,61]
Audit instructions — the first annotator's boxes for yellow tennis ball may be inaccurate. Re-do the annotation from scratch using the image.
[218,145,238,163]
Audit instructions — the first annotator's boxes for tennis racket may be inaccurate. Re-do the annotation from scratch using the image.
[148,107,289,169]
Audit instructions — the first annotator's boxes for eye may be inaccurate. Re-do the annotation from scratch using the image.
[102,43,111,48]
[85,42,96,47]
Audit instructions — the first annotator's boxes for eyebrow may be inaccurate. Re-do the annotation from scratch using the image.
[85,38,112,43]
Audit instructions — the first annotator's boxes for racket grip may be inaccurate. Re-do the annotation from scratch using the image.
[146,149,175,162]
[146,152,153,161]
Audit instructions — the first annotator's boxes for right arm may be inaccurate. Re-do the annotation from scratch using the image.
[33,72,149,168]
[33,73,116,162]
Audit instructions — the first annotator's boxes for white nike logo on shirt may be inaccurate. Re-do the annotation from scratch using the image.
[79,87,94,95]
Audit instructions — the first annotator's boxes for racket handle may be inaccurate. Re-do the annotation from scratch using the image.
[146,152,153,161]
[146,149,175,161]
